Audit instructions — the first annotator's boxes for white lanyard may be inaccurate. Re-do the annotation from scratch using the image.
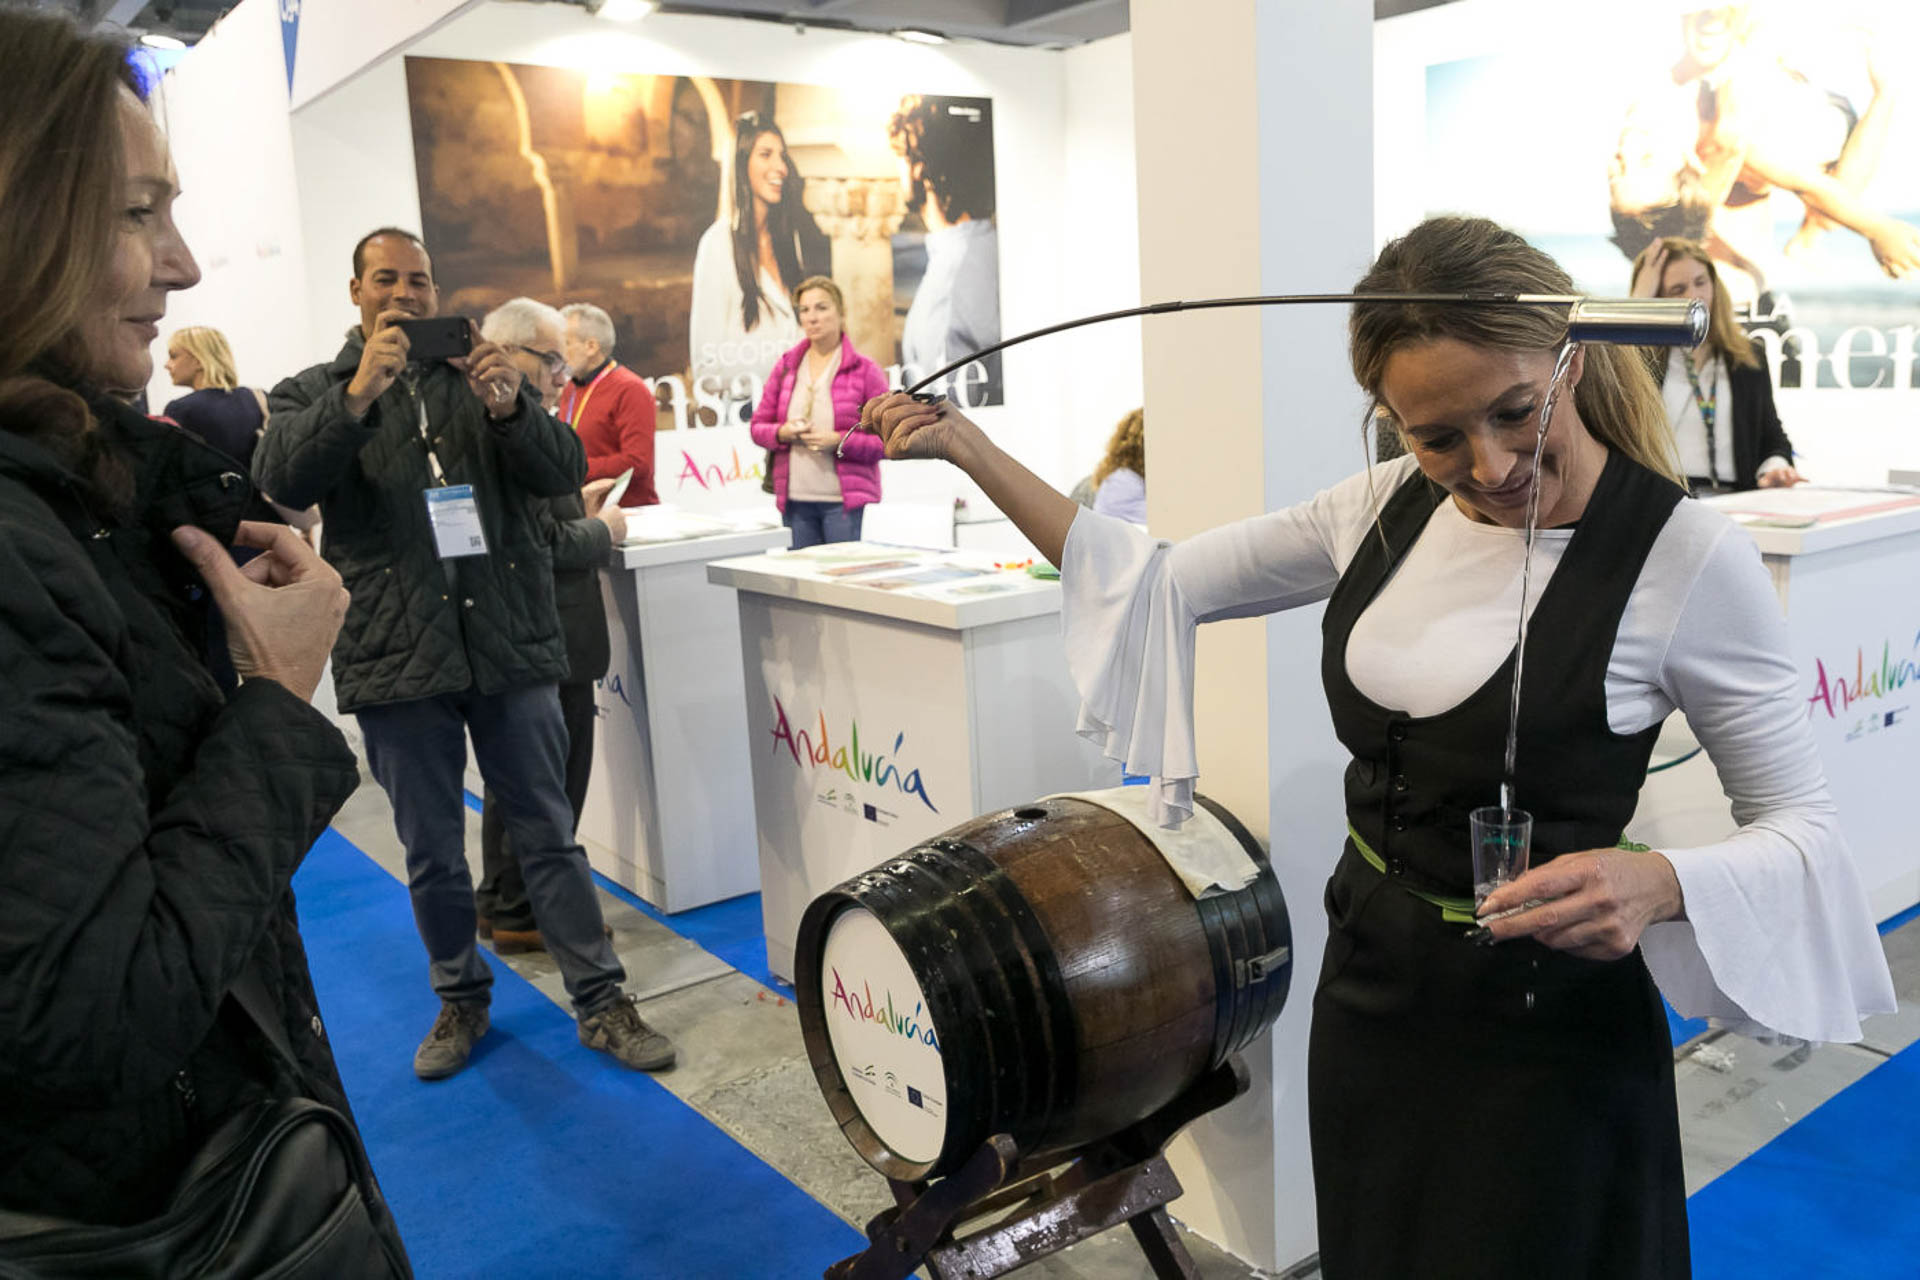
[406,376,449,487]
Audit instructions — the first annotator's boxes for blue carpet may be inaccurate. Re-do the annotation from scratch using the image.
[294,829,860,1279]
[462,788,792,996]
[1687,1037,1920,1278]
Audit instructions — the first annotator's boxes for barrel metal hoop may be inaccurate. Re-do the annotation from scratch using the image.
[1193,795,1294,1062]
[915,840,1081,1155]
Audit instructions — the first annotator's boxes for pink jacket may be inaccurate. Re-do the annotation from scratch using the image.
[749,334,890,512]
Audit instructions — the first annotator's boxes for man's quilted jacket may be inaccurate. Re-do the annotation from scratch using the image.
[255,332,585,713]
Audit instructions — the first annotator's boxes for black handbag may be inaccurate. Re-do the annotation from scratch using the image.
[0,974,409,1279]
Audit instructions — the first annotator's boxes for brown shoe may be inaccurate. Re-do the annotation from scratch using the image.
[577,995,676,1071]
[489,926,546,955]
[413,1001,490,1080]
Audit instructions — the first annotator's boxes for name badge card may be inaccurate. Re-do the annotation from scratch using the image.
[425,485,489,558]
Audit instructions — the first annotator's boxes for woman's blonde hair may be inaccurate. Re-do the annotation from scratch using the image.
[168,325,239,390]
[1628,236,1759,369]
[1351,216,1683,487]
[792,275,845,318]
[1092,408,1145,489]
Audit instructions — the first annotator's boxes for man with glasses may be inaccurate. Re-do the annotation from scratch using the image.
[256,233,675,1080]
[559,303,659,505]
[472,298,626,966]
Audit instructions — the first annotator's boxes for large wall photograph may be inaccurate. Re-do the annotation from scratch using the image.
[1380,0,1919,479]
[402,57,1002,431]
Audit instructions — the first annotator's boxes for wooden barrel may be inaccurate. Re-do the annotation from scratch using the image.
[796,794,1291,1182]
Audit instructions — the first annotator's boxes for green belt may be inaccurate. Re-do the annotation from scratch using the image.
[1346,823,1654,927]
[1347,824,1478,925]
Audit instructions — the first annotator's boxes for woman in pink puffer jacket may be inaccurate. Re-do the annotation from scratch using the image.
[750,276,890,547]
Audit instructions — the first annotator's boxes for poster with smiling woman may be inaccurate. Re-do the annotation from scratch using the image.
[401,58,1002,445]
[1376,0,1920,484]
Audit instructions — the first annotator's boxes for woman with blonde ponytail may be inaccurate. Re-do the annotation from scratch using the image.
[861,213,1891,1279]
[164,323,269,466]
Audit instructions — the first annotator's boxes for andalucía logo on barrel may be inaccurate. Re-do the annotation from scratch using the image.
[768,696,938,812]
[828,966,942,1054]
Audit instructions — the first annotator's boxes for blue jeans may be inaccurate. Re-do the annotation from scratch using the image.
[357,683,625,1016]
[783,500,863,549]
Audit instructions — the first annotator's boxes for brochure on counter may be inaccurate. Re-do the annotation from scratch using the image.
[615,504,783,545]
[1703,486,1920,529]
[766,541,1051,602]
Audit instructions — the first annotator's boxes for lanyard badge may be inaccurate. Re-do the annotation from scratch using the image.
[425,484,488,558]
[408,377,490,558]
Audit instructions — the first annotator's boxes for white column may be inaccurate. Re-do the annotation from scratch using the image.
[1132,0,1374,1270]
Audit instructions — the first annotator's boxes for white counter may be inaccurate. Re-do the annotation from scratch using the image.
[706,543,1119,981]
[576,520,790,912]
[1628,488,1920,919]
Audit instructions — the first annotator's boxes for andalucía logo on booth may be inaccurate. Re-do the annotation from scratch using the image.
[676,446,764,492]
[1806,630,1918,724]
[768,696,938,813]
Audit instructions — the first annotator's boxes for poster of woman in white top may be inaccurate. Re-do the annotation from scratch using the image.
[688,111,831,428]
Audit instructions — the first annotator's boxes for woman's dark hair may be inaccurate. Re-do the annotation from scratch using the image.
[729,113,828,333]
[889,96,995,224]
[0,8,144,509]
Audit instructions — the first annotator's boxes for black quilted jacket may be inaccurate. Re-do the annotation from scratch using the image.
[255,333,586,712]
[0,399,408,1269]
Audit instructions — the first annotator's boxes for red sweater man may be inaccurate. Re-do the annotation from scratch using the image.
[559,303,659,503]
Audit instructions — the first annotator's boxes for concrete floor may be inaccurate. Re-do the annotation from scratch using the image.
[329,769,1918,1279]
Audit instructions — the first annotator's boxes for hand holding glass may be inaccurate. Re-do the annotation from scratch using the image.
[1470,806,1532,908]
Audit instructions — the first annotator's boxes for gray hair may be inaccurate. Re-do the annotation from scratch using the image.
[561,302,616,356]
[480,296,565,346]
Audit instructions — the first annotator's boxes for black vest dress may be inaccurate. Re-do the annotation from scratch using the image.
[1307,451,1689,1280]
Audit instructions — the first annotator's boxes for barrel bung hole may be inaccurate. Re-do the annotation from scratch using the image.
[1013,807,1048,820]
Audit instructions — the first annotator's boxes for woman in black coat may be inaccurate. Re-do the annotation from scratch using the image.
[0,12,408,1271]
[1630,236,1804,492]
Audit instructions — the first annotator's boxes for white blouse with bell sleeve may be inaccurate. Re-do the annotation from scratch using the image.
[1059,453,1894,1043]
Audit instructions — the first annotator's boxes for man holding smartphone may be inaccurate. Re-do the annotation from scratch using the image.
[255,229,674,1080]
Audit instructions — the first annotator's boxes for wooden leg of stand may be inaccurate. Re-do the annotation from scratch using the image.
[1127,1206,1201,1280]
[825,1136,1016,1280]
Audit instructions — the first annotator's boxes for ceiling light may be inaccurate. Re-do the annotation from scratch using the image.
[893,28,947,45]
[140,33,187,50]
[592,0,656,21]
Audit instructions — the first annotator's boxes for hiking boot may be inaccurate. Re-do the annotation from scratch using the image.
[413,1001,490,1080]
[577,995,676,1071]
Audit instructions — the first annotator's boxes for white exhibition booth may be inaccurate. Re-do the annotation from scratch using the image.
[705,544,1118,981]
[577,521,789,912]
[1631,490,1920,920]
[152,0,1918,1273]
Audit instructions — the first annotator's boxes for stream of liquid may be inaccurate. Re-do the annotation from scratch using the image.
[1499,340,1583,816]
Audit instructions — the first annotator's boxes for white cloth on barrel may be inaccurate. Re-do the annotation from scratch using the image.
[1045,786,1261,897]
[1056,454,1893,1044]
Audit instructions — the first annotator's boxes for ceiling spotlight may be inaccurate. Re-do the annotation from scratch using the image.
[892,28,947,44]
[139,33,187,49]
[591,0,656,20]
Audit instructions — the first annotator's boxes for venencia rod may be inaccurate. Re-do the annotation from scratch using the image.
[843,294,1704,454]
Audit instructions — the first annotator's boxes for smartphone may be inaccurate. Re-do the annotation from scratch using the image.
[393,316,473,363]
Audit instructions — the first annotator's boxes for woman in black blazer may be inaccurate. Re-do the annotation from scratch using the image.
[1630,237,1804,493]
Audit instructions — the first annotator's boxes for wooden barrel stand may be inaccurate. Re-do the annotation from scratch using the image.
[824,1057,1250,1280]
